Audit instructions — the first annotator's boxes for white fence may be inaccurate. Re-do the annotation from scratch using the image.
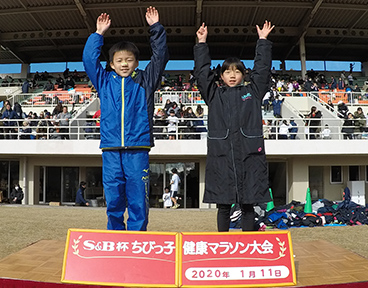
[0,116,366,141]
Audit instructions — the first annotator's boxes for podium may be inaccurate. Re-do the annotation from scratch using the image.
[62,229,296,287]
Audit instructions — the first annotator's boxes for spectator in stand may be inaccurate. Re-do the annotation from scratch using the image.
[41,71,49,80]
[326,99,334,112]
[64,76,75,90]
[276,79,285,91]
[163,99,172,114]
[183,106,197,139]
[338,78,344,90]
[33,71,41,83]
[22,79,31,94]
[167,109,178,139]
[279,119,291,139]
[337,101,349,118]
[168,101,180,117]
[153,108,167,139]
[353,84,361,93]
[52,103,63,117]
[1,102,17,139]
[29,112,39,130]
[307,106,322,139]
[304,78,313,91]
[346,85,353,103]
[63,68,70,79]
[19,120,32,139]
[272,95,284,118]
[57,106,71,139]
[292,80,300,92]
[194,104,206,137]
[55,74,64,89]
[310,82,319,99]
[348,73,354,86]
[13,102,25,122]
[50,122,62,140]
[342,113,355,139]
[189,71,195,89]
[84,115,96,139]
[36,111,45,139]
[341,71,347,86]
[287,81,293,93]
[330,76,337,90]
[44,80,54,91]
[289,117,298,139]
[353,107,366,139]
[264,119,273,139]
[322,124,331,139]
[72,70,81,81]
[262,90,271,114]
[92,109,101,139]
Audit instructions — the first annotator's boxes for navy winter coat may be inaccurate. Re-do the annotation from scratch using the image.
[193,39,272,205]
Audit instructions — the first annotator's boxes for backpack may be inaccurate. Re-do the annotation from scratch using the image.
[18,188,24,201]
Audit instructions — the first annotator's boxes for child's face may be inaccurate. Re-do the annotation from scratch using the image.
[110,50,139,78]
[221,65,244,87]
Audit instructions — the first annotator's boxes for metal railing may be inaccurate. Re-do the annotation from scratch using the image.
[0,116,367,141]
[154,91,203,106]
[6,92,97,109]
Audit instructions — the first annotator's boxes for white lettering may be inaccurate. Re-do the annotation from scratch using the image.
[102,241,115,251]
[83,240,96,251]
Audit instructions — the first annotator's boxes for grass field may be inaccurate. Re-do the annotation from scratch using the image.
[1,204,368,261]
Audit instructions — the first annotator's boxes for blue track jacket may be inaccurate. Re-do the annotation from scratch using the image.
[83,23,169,150]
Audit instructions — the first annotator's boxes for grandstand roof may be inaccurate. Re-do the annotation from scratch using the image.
[0,0,368,64]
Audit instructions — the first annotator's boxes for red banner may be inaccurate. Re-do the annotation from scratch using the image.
[180,231,296,287]
[62,229,179,287]
[62,229,295,287]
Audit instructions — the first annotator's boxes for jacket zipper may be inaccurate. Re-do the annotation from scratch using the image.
[121,78,125,147]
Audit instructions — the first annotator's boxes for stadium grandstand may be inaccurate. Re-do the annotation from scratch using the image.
[1,0,368,209]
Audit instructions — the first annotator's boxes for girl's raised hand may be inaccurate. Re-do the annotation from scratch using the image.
[256,20,275,39]
[96,13,111,35]
[196,23,208,43]
[146,6,159,26]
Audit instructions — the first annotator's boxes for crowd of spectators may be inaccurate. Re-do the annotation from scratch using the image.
[20,69,89,94]
[0,100,74,140]
[153,100,206,140]
[3,64,368,141]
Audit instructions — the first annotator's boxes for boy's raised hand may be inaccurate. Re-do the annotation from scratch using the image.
[196,23,208,43]
[256,20,275,39]
[146,6,159,26]
[96,13,111,35]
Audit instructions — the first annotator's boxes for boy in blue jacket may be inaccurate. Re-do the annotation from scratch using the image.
[83,7,169,231]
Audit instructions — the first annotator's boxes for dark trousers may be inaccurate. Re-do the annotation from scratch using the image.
[217,204,255,232]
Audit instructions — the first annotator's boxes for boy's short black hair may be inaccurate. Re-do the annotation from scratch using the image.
[221,57,246,75]
[109,41,140,62]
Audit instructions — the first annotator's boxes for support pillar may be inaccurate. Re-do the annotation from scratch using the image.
[20,63,30,79]
[288,158,309,202]
[299,36,307,80]
[361,61,368,77]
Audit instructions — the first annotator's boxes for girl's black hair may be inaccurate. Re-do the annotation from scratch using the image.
[109,41,140,62]
[221,57,246,75]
